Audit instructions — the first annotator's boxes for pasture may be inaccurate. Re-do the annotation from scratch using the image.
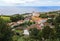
[1,16,11,22]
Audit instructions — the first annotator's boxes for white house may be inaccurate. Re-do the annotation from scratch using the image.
[23,29,29,36]
[17,20,24,24]
[32,12,40,17]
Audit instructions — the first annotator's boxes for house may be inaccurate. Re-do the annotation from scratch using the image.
[28,24,43,30]
[24,18,30,22]
[23,13,32,17]
[48,18,52,19]
[11,22,18,28]
[8,22,15,26]
[23,29,29,35]
[32,16,48,24]
[32,12,40,17]
[17,20,24,24]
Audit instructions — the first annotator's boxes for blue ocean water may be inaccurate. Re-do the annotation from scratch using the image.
[0,6,60,15]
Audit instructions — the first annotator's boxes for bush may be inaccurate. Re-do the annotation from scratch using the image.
[0,18,14,41]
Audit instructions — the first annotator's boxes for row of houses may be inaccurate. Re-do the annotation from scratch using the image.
[8,12,50,35]
[23,12,48,35]
[8,12,49,29]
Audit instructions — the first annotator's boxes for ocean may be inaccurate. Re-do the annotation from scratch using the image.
[0,6,60,15]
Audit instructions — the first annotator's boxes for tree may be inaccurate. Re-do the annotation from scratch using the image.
[0,18,13,41]
[47,19,53,23]
[20,21,35,27]
[47,18,55,25]
[38,30,43,41]
[29,28,42,41]
[10,14,25,22]
[54,15,60,38]
[39,14,48,18]
[52,14,60,41]
[42,26,56,41]
[55,24,60,38]
[55,15,60,24]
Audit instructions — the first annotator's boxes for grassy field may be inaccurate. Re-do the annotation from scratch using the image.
[1,16,11,22]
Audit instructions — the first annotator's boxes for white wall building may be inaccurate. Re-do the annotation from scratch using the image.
[32,12,40,17]
[23,29,29,35]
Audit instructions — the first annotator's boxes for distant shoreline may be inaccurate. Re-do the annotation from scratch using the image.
[0,6,60,15]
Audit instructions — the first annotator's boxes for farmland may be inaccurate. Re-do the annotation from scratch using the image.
[0,16,11,22]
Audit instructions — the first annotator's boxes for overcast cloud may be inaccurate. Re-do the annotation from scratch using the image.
[0,0,60,6]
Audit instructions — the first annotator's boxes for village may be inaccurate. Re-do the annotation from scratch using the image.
[0,11,60,41]
[8,11,56,35]
[0,0,60,41]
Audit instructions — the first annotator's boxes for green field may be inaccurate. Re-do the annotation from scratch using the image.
[1,16,11,22]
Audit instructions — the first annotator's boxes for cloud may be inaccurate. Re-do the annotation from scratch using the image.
[1,0,35,3]
[0,0,35,6]
[0,0,60,6]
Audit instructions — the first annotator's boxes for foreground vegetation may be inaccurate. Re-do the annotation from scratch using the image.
[0,18,13,41]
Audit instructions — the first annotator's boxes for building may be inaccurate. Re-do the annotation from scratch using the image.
[32,12,40,17]
[23,29,29,35]
[32,16,48,24]
[17,20,24,24]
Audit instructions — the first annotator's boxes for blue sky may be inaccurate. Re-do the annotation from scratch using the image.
[0,0,60,6]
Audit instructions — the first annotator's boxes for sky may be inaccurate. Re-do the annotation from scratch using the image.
[0,0,60,15]
[0,0,60,6]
